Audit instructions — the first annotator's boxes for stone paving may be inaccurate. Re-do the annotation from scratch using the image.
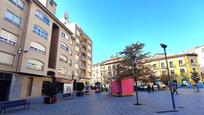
[3,88,204,115]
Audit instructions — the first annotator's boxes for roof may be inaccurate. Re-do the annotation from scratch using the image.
[148,53,198,62]
[101,57,124,66]
[184,45,204,53]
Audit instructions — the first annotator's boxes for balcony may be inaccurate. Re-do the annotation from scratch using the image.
[179,64,185,67]
[81,48,86,53]
[80,64,86,70]
[170,65,175,68]
[80,41,87,46]
[161,66,166,69]
[191,63,196,66]
[81,56,87,61]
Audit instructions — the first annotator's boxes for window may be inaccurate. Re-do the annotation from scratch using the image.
[36,10,50,25]
[180,69,185,74]
[0,52,14,65]
[170,70,175,75]
[108,66,111,71]
[179,60,184,66]
[161,62,166,69]
[87,56,91,61]
[191,59,194,64]
[58,68,66,75]
[0,29,18,45]
[59,55,68,63]
[192,68,196,72]
[61,32,65,38]
[4,10,21,27]
[60,43,69,51]
[153,64,157,70]
[162,71,167,75]
[169,61,174,68]
[69,49,72,55]
[70,39,73,45]
[190,59,195,66]
[26,59,44,70]
[202,48,204,53]
[10,0,24,10]
[30,42,46,54]
[75,51,79,56]
[50,0,54,6]
[33,25,48,39]
[69,60,72,66]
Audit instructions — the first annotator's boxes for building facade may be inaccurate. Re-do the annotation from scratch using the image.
[184,45,204,73]
[0,0,92,101]
[92,57,123,84]
[92,63,102,84]
[60,16,92,83]
[146,53,200,83]
[92,54,200,85]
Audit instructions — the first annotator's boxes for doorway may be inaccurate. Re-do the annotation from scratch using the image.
[0,72,12,101]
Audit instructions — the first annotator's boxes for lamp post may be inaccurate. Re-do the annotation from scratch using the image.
[160,43,176,109]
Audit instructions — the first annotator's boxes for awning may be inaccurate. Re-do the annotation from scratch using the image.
[79,77,91,80]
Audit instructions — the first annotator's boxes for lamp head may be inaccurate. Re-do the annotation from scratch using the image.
[160,43,167,48]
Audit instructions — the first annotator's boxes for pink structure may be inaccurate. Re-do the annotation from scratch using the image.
[111,78,134,96]
[111,80,121,96]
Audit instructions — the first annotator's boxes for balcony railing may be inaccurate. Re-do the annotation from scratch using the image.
[191,63,196,66]
[81,48,86,53]
[170,65,175,68]
[161,66,166,69]
[81,56,87,61]
[80,41,87,46]
[80,64,86,69]
[179,64,185,67]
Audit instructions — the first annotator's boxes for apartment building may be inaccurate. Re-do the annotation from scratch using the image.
[92,53,199,85]
[0,0,79,101]
[92,63,102,83]
[92,57,123,84]
[184,45,204,73]
[60,15,92,83]
[146,53,200,83]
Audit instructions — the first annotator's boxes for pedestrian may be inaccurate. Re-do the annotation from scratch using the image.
[157,84,160,90]
[172,82,178,95]
[151,84,155,92]
[147,83,151,93]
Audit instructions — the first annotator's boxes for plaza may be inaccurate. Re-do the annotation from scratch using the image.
[4,88,204,115]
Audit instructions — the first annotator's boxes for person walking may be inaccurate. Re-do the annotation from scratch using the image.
[150,82,155,92]
[172,81,178,95]
[147,83,151,93]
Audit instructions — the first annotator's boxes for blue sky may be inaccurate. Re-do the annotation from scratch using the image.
[55,0,204,64]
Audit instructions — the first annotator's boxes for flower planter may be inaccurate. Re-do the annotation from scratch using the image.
[44,96,57,104]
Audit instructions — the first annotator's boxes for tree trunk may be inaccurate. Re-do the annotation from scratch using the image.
[134,78,140,105]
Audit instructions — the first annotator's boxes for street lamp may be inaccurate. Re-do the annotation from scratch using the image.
[160,43,176,109]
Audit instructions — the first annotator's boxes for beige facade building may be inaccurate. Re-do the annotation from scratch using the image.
[92,57,123,84]
[60,16,92,83]
[0,0,92,101]
[146,53,200,83]
[184,45,204,73]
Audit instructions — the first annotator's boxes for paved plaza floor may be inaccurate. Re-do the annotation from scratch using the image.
[3,88,204,115]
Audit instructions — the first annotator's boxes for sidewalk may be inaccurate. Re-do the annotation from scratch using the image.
[3,88,204,115]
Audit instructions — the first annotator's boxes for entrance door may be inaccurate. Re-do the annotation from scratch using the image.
[0,73,12,101]
[0,80,11,101]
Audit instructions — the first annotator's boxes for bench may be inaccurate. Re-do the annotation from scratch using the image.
[62,93,73,100]
[0,99,30,113]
